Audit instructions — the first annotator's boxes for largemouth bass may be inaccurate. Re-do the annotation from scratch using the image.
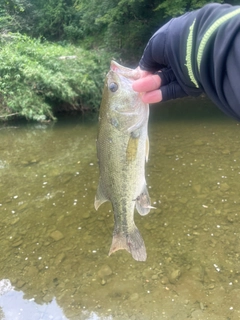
[94,61,154,261]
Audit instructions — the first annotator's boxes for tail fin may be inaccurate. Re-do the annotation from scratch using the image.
[108,225,147,261]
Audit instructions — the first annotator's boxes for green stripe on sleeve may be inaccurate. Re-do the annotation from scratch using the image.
[185,19,199,88]
[197,8,240,71]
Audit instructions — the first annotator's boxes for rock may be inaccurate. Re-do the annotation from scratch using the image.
[191,309,204,319]
[192,184,201,193]
[26,266,38,277]
[221,149,230,155]
[98,264,113,280]
[227,213,235,222]
[144,223,152,230]
[193,140,204,146]
[130,293,139,301]
[220,182,230,192]
[207,283,215,290]
[169,269,181,284]
[43,293,53,303]
[82,212,90,219]
[11,239,23,247]
[101,279,107,286]
[15,280,25,288]
[50,230,64,241]
[161,276,169,285]
[178,197,188,204]
[10,217,20,225]
[54,252,66,265]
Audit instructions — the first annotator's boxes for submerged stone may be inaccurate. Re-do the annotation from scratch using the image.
[50,230,64,241]
[54,252,66,265]
[98,264,113,280]
[130,293,139,301]
[11,239,23,247]
[169,269,181,284]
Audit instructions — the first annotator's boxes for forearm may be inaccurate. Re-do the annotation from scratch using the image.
[140,3,240,119]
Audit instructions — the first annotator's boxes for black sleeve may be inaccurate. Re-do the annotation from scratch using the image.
[140,3,240,120]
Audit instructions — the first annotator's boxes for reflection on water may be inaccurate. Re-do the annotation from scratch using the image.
[0,279,67,320]
[0,97,240,320]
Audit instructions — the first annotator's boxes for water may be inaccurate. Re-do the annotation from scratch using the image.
[0,97,240,320]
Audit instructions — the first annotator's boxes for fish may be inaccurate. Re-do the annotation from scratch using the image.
[94,60,154,261]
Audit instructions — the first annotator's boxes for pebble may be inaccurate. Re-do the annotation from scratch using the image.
[191,309,204,319]
[101,279,106,285]
[169,269,181,284]
[17,202,28,211]
[82,212,90,219]
[50,230,64,241]
[43,293,53,303]
[199,302,205,310]
[144,222,152,230]
[194,140,204,146]
[220,182,230,192]
[165,151,174,156]
[54,252,66,265]
[98,264,113,280]
[151,274,158,280]
[161,276,169,285]
[221,149,230,154]
[15,280,25,288]
[130,293,139,301]
[10,217,20,225]
[192,184,201,193]
[178,197,188,204]
[227,213,235,222]
[26,266,38,277]
[11,240,23,247]
[207,283,215,290]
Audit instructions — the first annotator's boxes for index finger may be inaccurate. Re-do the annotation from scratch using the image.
[132,74,161,92]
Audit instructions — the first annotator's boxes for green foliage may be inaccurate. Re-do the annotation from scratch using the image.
[74,0,162,61]
[154,0,222,17]
[0,0,33,33]
[0,0,235,121]
[0,33,111,121]
[0,0,228,61]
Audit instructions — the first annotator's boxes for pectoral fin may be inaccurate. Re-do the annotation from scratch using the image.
[135,184,155,216]
[94,183,109,210]
[126,131,140,162]
[145,135,149,162]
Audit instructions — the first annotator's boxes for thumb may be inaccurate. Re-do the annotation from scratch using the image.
[161,81,187,101]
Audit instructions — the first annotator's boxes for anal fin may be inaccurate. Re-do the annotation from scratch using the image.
[135,184,155,216]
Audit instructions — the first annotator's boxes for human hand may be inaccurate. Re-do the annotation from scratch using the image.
[131,14,204,104]
[132,67,188,104]
[132,69,162,104]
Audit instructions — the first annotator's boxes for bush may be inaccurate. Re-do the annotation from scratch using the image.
[0,33,111,121]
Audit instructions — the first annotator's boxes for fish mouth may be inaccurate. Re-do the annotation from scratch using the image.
[110,60,141,80]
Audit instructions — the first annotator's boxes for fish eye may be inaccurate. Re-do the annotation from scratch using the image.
[109,82,118,92]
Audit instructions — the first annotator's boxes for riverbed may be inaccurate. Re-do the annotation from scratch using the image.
[0,97,240,320]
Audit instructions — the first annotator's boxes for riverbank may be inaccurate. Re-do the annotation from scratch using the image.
[0,33,113,122]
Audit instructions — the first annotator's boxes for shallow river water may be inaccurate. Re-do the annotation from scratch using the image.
[0,97,240,320]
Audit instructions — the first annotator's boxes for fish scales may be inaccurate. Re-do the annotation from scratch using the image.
[94,60,154,261]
